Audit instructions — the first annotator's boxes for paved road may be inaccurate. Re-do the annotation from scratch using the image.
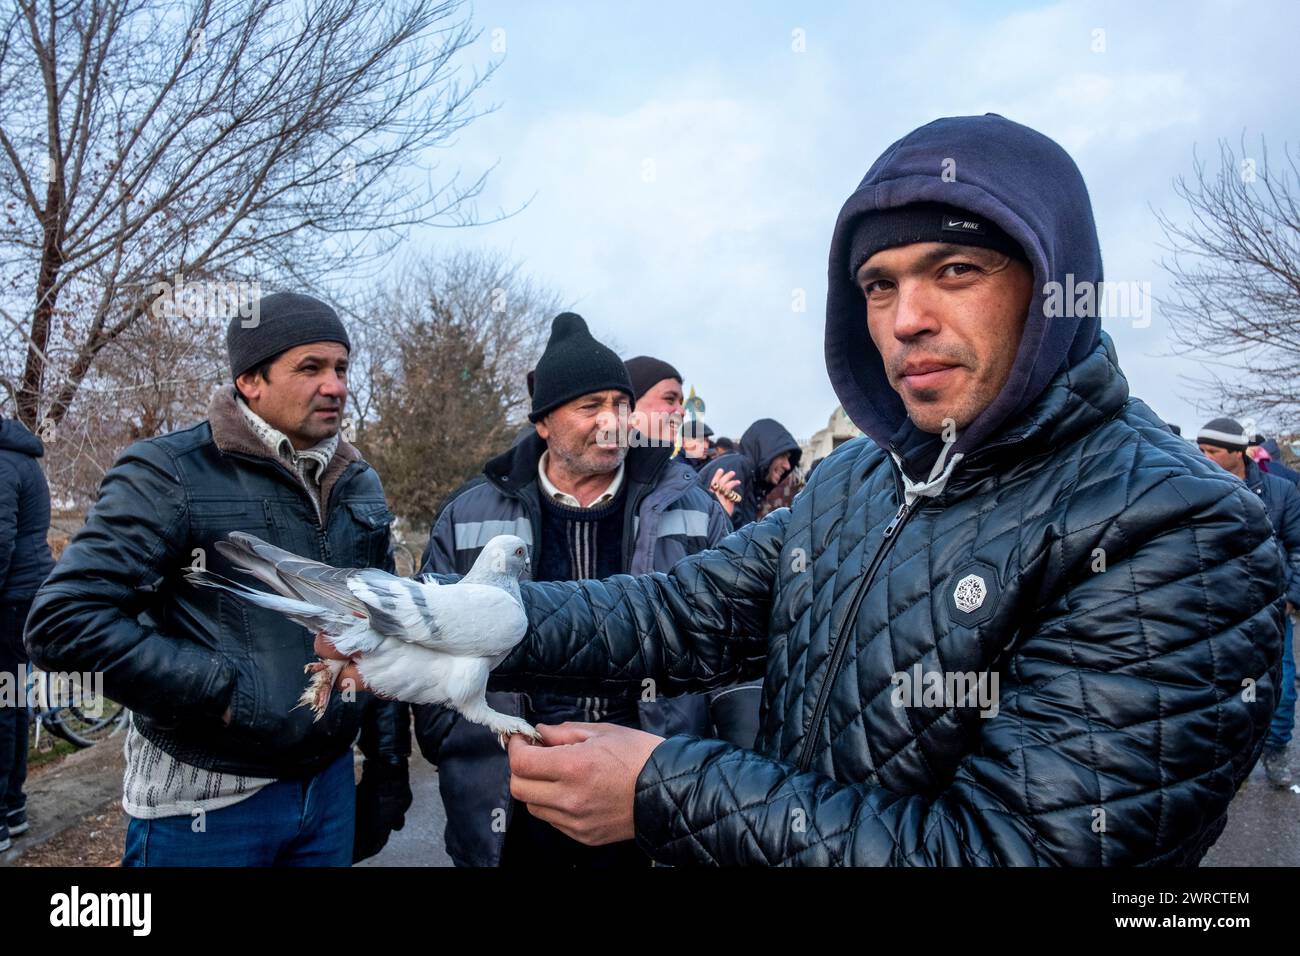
[1202,756,1300,866]
[359,754,452,867]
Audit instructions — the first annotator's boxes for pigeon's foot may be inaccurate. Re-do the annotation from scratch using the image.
[492,717,542,751]
[457,698,543,750]
[294,659,345,722]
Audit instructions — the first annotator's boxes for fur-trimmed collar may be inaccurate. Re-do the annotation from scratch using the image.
[206,385,362,517]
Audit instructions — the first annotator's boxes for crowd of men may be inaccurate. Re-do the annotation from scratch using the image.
[1,112,1295,865]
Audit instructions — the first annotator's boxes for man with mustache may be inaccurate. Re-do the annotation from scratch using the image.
[26,292,411,866]
[327,114,1284,866]
[412,312,733,867]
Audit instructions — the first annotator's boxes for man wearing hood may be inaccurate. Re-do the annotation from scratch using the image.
[327,115,1284,865]
[706,418,803,528]
[0,415,55,852]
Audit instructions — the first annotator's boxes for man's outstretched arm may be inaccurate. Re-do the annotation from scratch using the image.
[486,507,786,699]
[513,474,1285,866]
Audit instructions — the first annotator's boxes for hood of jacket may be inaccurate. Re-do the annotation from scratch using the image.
[0,416,45,457]
[824,113,1103,465]
[739,419,802,478]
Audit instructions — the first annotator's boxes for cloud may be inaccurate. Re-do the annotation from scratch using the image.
[418,0,1300,442]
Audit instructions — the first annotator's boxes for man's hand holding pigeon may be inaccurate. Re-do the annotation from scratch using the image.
[507,723,665,846]
[312,631,667,845]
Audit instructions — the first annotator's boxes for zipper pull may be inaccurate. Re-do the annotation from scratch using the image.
[883,500,910,539]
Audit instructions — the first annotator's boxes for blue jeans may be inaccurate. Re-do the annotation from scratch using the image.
[122,748,355,867]
[1268,615,1297,749]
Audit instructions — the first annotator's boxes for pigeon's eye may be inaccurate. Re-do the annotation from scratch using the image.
[515,547,525,556]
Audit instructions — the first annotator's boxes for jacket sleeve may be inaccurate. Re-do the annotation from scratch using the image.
[1272,478,1300,607]
[700,452,756,530]
[0,458,18,589]
[23,440,236,724]
[489,506,785,698]
[628,473,1284,865]
[359,506,412,766]
[410,502,468,763]
[420,502,461,579]
[703,493,732,548]
[359,694,412,767]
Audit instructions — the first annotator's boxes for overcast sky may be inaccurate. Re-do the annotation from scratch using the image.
[406,0,1299,443]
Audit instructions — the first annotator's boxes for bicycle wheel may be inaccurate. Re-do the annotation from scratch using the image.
[45,702,127,748]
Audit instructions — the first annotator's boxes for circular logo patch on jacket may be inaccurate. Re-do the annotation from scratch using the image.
[944,562,1001,627]
[953,574,987,613]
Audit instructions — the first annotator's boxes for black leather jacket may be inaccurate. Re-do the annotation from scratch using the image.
[25,387,409,779]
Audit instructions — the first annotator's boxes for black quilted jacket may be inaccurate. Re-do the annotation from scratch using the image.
[490,336,1284,865]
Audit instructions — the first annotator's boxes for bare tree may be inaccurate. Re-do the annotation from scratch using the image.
[349,249,561,542]
[1155,136,1300,429]
[0,0,498,433]
[40,301,228,511]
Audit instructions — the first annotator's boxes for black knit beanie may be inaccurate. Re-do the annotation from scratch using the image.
[624,356,682,401]
[227,291,351,380]
[529,313,634,422]
[848,202,1027,281]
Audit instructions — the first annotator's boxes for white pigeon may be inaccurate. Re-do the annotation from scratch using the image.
[185,531,539,748]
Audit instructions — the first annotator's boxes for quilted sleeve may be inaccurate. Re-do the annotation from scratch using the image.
[0,456,18,588]
[488,507,786,699]
[24,440,237,723]
[629,471,1285,866]
[1271,475,1300,607]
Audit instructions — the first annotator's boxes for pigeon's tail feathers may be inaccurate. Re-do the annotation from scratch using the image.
[347,569,436,640]
[185,569,356,636]
[215,532,367,617]
[213,532,318,594]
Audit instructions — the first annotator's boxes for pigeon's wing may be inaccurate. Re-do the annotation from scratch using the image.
[347,570,526,655]
[186,569,358,636]
[345,569,434,639]
[215,531,367,617]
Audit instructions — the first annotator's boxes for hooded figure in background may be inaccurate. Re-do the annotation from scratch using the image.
[0,416,55,851]
[705,418,803,529]
[328,114,1284,866]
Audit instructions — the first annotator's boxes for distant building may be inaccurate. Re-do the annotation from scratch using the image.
[801,405,862,469]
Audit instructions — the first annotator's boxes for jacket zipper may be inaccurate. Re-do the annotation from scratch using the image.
[227,452,359,544]
[795,477,916,772]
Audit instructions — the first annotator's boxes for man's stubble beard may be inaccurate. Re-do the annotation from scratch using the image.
[551,431,627,477]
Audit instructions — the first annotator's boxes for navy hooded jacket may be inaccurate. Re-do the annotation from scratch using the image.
[0,417,55,603]
[704,418,802,528]
[825,113,1102,466]
[1244,456,1300,607]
